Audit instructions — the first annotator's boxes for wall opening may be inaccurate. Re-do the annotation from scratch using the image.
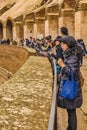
[6,20,13,40]
[0,23,3,40]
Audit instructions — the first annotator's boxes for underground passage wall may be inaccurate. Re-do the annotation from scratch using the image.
[0,45,29,74]
[0,22,3,39]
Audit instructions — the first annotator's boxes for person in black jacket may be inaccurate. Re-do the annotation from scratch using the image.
[49,36,64,80]
[57,36,83,130]
[51,35,64,61]
[77,39,87,56]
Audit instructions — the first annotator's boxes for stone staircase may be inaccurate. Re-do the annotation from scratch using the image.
[0,67,13,84]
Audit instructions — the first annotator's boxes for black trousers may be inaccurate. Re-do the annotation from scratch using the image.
[67,109,77,130]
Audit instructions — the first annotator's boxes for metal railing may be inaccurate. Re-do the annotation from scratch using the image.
[36,52,58,130]
[48,59,58,130]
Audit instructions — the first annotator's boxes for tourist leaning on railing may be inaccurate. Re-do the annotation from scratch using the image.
[57,36,83,130]
[48,35,64,83]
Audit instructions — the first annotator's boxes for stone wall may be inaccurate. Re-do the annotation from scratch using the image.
[0,45,29,73]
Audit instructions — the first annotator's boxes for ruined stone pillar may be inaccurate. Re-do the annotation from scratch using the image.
[58,16,63,33]
[58,9,74,36]
[34,23,37,38]
[24,24,28,39]
[75,3,87,45]
[13,26,17,40]
[45,19,49,37]
[3,27,6,39]
[75,11,82,39]
[13,22,24,43]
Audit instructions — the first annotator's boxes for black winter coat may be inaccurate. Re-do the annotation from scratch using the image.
[51,45,64,60]
[57,48,83,109]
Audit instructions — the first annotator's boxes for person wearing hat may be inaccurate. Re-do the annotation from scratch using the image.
[51,35,63,60]
[57,36,83,130]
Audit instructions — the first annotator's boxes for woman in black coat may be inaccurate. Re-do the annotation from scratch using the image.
[57,36,83,130]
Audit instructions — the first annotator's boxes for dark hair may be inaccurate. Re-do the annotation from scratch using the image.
[45,36,51,42]
[54,35,62,42]
[60,36,77,48]
[30,37,32,39]
[60,27,69,36]
[48,35,52,40]
[56,35,62,40]
[77,39,83,43]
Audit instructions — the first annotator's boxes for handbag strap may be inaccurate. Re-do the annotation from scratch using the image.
[70,69,74,81]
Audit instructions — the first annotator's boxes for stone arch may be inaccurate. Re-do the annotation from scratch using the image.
[0,20,3,40]
[49,15,58,39]
[6,18,14,40]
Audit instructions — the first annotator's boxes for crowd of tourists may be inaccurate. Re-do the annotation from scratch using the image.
[0,39,11,45]
[20,29,87,60]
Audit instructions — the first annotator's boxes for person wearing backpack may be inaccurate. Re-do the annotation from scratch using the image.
[77,39,87,56]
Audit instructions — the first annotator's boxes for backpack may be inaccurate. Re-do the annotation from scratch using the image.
[75,45,83,65]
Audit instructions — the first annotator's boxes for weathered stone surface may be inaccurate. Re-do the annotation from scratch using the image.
[0,56,53,130]
[0,45,29,74]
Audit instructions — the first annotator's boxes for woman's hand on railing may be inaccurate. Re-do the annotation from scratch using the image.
[58,58,65,67]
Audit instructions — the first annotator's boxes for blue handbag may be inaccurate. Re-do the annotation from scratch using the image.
[60,69,79,100]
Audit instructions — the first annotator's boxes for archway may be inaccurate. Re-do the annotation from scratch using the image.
[49,15,58,39]
[0,23,3,40]
[6,20,13,40]
[37,20,45,37]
